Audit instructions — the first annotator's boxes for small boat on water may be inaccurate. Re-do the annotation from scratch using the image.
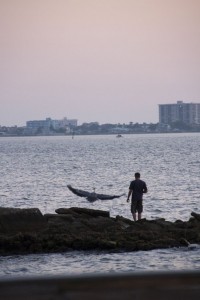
[116,134,123,138]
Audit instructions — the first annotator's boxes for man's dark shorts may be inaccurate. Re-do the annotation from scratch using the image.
[131,200,143,214]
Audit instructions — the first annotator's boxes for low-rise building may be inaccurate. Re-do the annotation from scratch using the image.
[25,117,78,134]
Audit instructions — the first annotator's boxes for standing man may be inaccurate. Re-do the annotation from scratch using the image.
[127,172,147,221]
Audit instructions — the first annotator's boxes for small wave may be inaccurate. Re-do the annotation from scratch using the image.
[153,209,163,213]
[188,161,200,165]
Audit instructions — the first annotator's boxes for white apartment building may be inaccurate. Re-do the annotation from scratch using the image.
[159,101,200,125]
[26,117,78,133]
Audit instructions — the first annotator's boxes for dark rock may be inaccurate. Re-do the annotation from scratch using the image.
[191,211,200,221]
[0,206,200,256]
[55,207,110,218]
[0,207,47,234]
[115,215,133,226]
[44,213,74,222]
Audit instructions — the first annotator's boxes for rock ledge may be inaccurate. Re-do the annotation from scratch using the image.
[0,207,200,256]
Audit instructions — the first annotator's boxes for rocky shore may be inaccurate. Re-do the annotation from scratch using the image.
[0,207,200,256]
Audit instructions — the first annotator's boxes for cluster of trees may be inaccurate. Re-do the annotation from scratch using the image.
[0,126,24,136]
[74,122,159,135]
[1,121,200,136]
[73,121,200,135]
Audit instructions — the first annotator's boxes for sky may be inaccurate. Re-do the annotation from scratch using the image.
[1,0,200,126]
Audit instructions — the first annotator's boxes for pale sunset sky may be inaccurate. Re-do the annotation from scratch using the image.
[0,0,200,126]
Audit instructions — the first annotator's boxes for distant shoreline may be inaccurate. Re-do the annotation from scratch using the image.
[1,131,200,138]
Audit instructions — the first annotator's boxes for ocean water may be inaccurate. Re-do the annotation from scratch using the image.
[0,133,200,277]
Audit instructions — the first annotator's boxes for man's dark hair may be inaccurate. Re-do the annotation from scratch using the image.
[135,172,140,178]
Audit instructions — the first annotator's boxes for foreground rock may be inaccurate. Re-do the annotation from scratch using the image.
[0,207,200,256]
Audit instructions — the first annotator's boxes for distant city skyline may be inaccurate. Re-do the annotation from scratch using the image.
[1,100,200,127]
[1,0,200,126]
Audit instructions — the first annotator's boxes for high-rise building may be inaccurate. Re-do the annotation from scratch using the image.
[159,101,200,125]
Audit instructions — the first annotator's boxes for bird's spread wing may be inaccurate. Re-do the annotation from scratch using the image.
[96,193,125,200]
[67,185,91,198]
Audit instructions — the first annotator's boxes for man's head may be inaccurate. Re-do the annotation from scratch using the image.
[135,172,140,179]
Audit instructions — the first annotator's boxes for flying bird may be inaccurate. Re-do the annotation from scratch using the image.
[67,185,125,202]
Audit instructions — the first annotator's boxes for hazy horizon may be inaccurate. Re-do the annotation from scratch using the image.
[1,0,200,126]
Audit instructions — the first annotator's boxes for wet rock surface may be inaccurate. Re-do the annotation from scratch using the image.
[0,207,200,256]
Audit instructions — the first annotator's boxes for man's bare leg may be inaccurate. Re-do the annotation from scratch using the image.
[132,213,137,221]
[138,213,142,220]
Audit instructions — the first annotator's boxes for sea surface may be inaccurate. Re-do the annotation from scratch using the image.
[0,133,200,277]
